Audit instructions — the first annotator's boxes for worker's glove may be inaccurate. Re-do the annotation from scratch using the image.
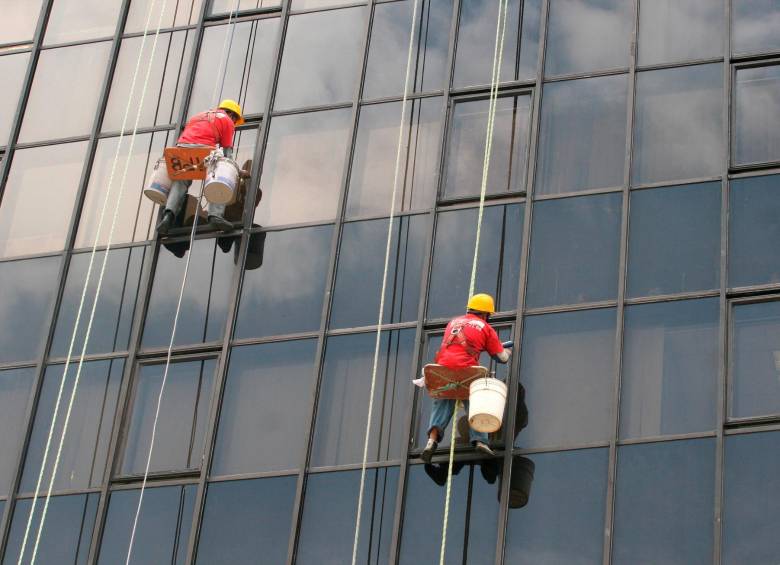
[502,340,514,349]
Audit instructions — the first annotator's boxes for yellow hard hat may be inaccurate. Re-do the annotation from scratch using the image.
[218,99,245,125]
[467,293,495,314]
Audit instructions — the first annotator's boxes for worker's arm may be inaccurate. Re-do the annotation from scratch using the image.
[485,328,510,364]
[491,349,510,364]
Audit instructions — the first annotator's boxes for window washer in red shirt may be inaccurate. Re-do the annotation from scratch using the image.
[154,99,245,234]
[421,293,513,463]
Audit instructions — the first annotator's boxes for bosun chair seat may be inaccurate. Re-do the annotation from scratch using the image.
[422,364,488,400]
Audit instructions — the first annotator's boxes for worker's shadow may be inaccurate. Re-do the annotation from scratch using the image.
[162,228,266,272]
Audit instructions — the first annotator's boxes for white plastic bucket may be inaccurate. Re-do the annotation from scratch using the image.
[144,159,172,204]
[468,378,507,433]
[204,158,239,205]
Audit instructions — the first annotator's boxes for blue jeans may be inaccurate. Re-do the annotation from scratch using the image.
[428,399,488,444]
[165,180,226,218]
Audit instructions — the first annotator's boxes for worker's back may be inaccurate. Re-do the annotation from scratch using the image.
[178,110,235,149]
[435,313,502,368]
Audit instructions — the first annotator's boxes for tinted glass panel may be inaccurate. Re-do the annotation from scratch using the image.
[0,0,43,45]
[428,204,523,319]
[212,340,316,475]
[347,98,441,217]
[518,309,615,449]
[627,183,721,297]
[97,485,194,565]
[19,42,111,143]
[297,468,397,564]
[211,0,279,13]
[44,0,121,44]
[311,330,414,467]
[0,368,36,494]
[330,216,426,328]
[729,175,780,288]
[275,7,364,111]
[735,65,780,166]
[443,95,531,199]
[143,237,235,348]
[0,141,88,258]
[196,477,296,565]
[535,74,628,196]
[613,439,715,564]
[189,18,279,117]
[364,0,451,100]
[621,299,718,439]
[505,448,608,564]
[0,52,30,145]
[126,0,202,32]
[732,0,780,56]
[4,494,97,565]
[724,431,780,563]
[545,0,632,77]
[236,226,331,339]
[632,64,723,186]
[121,359,215,474]
[454,0,541,87]
[20,359,123,493]
[638,0,724,66]
[256,108,351,226]
[526,193,621,308]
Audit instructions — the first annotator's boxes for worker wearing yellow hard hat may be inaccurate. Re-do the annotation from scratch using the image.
[217,99,245,126]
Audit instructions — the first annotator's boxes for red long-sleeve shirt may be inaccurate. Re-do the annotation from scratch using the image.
[177,110,235,149]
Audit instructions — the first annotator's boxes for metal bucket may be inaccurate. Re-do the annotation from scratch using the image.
[144,158,172,204]
[204,157,239,205]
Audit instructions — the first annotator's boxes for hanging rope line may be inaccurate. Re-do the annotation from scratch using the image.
[124,1,240,562]
[17,2,168,564]
[440,1,509,563]
[350,0,421,563]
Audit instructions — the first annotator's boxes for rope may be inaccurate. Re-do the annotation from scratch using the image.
[350,0,420,562]
[439,0,509,563]
[16,1,167,563]
[211,0,240,106]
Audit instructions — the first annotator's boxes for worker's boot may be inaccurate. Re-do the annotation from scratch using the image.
[156,210,175,235]
[208,214,233,232]
[421,438,438,464]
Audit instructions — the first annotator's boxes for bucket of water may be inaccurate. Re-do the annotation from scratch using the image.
[204,157,239,205]
[468,378,507,433]
[144,159,172,204]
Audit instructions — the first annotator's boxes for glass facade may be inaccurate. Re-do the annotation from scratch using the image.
[0,1,774,563]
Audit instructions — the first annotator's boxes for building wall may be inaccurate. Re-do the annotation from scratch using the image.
[1,0,780,563]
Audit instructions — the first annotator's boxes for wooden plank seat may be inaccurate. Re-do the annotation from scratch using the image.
[163,146,214,180]
[422,364,488,400]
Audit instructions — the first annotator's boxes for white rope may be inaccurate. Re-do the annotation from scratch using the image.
[211,0,240,106]
[350,0,420,563]
[17,2,167,563]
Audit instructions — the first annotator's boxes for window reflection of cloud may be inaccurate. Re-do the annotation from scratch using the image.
[733,2,780,55]
[736,67,780,164]
[638,0,723,65]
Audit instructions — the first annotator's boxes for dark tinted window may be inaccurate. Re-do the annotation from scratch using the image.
[735,65,780,166]
[732,0,780,56]
[0,368,36,494]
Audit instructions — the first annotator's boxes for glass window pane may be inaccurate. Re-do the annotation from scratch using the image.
[346,98,441,217]
[44,0,122,44]
[211,0,280,13]
[627,182,721,297]
[330,216,426,329]
[297,468,397,565]
[0,141,88,258]
[730,300,780,419]
[545,0,632,77]
[735,65,780,166]
[733,0,780,56]
[443,94,531,199]
[724,431,780,563]
[143,237,236,348]
[292,0,358,10]
[632,63,723,186]
[535,74,628,196]
[212,340,316,475]
[20,359,123,493]
[275,7,365,111]
[638,0,724,66]
[19,42,111,143]
[0,0,43,45]
[729,174,780,288]
[518,308,616,449]
[189,18,279,118]
[621,299,718,440]
[454,0,541,87]
[4,493,97,565]
[121,359,215,475]
[526,193,621,308]
[196,477,296,565]
[0,368,36,494]
[0,52,30,145]
[236,226,331,339]
[428,204,523,319]
[311,330,414,467]
[97,485,194,565]
[506,448,607,564]
[126,0,203,32]
[363,0,452,100]
[51,247,145,357]
[613,439,715,564]
[256,108,351,226]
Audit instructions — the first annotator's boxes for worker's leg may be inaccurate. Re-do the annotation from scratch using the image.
[427,398,456,442]
[207,202,233,232]
[164,179,190,215]
[464,400,489,444]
